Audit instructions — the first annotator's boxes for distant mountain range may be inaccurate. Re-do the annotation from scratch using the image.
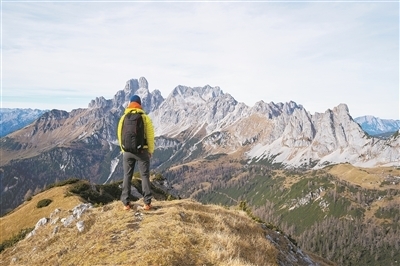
[0,77,399,215]
[0,108,48,137]
[354,115,400,138]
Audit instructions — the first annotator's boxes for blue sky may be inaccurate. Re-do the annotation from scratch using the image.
[1,1,399,119]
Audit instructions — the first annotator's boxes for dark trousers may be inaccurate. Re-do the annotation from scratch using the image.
[120,149,152,206]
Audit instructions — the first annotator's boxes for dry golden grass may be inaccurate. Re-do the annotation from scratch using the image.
[0,185,83,243]
[326,164,400,190]
[0,198,283,266]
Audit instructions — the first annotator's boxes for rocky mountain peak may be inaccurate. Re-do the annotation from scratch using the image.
[138,76,149,89]
[123,78,139,93]
[170,84,224,103]
[123,77,148,92]
[87,76,161,114]
[333,103,349,114]
[30,109,70,135]
[41,109,69,119]
[88,96,109,109]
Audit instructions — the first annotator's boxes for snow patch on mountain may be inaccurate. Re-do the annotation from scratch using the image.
[104,157,120,184]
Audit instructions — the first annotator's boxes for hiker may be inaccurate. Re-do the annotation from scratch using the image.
[117,95,155,211]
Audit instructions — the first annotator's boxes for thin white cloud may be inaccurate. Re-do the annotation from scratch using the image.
[1,2,399,119]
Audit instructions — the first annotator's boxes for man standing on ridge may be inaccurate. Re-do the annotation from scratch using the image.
[117,95,155,211]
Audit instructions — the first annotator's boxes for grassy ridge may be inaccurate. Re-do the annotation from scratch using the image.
[0,185,83,243]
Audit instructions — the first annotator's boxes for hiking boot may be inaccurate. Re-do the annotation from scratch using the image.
[143,204,152,211]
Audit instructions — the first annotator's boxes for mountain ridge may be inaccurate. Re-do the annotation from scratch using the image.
[0,76,399,215]
[3,107,399,139]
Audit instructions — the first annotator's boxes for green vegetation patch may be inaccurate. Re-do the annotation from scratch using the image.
[199,174,286,207]
[68,177,173,205]
[36,199,52,208]
[375,206,400,220]
[0,227,34,253]
[280,201,325,234]
[325,197,351,218]
[69,180,122,205]
[46,178,80,190]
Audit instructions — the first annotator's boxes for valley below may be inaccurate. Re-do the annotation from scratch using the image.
[162,157,400,265]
